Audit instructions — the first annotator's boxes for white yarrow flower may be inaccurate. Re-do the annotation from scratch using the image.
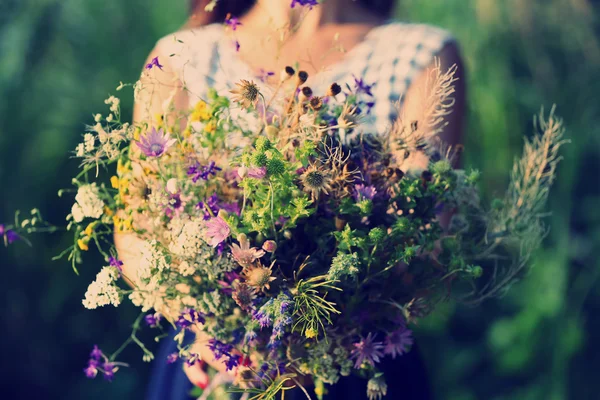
[82,266,121,309]
[71,183,104,222]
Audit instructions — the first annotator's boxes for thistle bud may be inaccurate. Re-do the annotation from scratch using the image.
[326,82,342,97]
[296,71,309,85]
[299,87,313,103]
[280,66,295,82]
[262,240,277,253]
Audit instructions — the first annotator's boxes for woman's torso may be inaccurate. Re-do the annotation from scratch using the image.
[155,22,453,135]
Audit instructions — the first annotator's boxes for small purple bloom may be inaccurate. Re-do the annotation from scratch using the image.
[247,167,267,179]
[197,193,220,220]
[136,127,176,158]
[145,313,161,328]
[84,362,98,379]
[185,353,199,366]
[234,40,241,52]
[166,353,179,364]
[351,333,385,369]
[225,354,240,371]
[258,69,275,83]
[384,328,414,359]
[90,345,103,361]
[102,361,116,381]
[354,184,377,201]
[146,56,164,70]
[205,216,230,247]
[352,75,375,97]
[108,256,123,274]
[187,161,222,182]
[176,308,204,329]
[225,15,242,30]
[290,0,319,9]
[5,230,20,244]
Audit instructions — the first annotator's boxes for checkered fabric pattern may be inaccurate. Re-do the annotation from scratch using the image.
[157,22,454,134]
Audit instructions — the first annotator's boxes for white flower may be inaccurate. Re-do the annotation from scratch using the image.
[166,178,178,194]
[71,183,104,222]
[138,240,170,281]
[94,114,102,122]
[106,114,114,123]
[178,260,196,276]
[84,133,95,152]
[82,266,121,309]
[168,218,206,259]
[75,143,85,157]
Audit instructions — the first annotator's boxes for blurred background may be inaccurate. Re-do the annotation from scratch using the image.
[1,0,599,399]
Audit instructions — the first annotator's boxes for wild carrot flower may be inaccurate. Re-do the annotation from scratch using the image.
[145,56,163,70]
[136,127,176,158]
[230,80,260,109]
[383,327,413,358]
[205,216,230,247]
[351,333,385,369]
[230,233,265,268]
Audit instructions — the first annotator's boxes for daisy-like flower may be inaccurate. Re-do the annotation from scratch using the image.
[242,262,276,293]
[301,164,333,200]
[230,233,265,268]
[351,333,385,369]
[136,127,176,158]
[383,327,413,359]
[230,79,260,109]
[205,216,231,247]
[232,280,257,312]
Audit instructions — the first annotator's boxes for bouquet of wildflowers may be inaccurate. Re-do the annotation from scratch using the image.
[6,46,567,399]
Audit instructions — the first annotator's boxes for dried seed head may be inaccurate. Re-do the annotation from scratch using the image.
[281,66,295,82]
[327,82,342,97]
[242,263,276,293]
[230,79,260,108]
[297,70,309,85]
[299,86,313,102]
[309,96,323,111]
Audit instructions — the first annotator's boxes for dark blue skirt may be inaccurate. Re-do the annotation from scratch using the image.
[146,331,432,400]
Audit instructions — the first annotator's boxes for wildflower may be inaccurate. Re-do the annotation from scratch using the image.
[204,216,230,247]
[258,68,275,82]
[190,100,211,121]
[102,361,117,381]
[230,79,260,109]
[78,238,90,251]
[309,96,324,111]
[144,313,161,328]
[262,240,277,253]
[187,161,222,182]
[232,280,257,312]
[246,166,266,179]
[351,333,385,369]
[84,360,99,379]
[136,127,176,158]
[230,233,265,268]
[353,75,375,96]
[326,83,342,97]
[145,56,163,70]
[71,183,104,223]
[384,327,413,358]
[224,14,242,30]
[82,266,121,309]
[354,184,377,201]
[301,164,332,199]
[366,374,388,400]
[243,262,276,293]
[328,252,360,281]
[291,0,319,8]
[234,40,241,52]
[305,327,318,339]
[166,353,179,364]
[176,308,205,329]
[0,224,20,246]
[299,86,313,103]
[296,70,309,86]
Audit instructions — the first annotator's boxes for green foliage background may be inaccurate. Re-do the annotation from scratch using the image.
[1,0,598,399]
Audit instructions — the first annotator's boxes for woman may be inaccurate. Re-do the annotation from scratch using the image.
[119,0,465,398]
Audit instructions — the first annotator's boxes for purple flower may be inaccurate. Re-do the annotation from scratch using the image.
[351,333,385,369]
[144,313,161,328]
[136,127,176,158]
[90,345,103,361]
[290,0,319,9]
[244,330,257,343]
[1,225,20,246]
[176,308,204,329]
[247,167,267,179]
[166,353,179,364]
[225,15,242,30]
[187,161,222,182]
[234,40,240,52]
[197,194,220,220]
[354,184,377,201]
[205,216,230,247]
[102,361,116,381]
[352,75,375,96]
[145,56,164,70]
[262,240,277,253]
[258,69,275,82]
[185,353,199,366]
[384,328,414,359]
[84,359,99,379]
[225,354,240,371]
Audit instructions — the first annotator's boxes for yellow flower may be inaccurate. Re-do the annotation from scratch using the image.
[103,206,114,216]
[110,175,119,189]
[84,222,97,237]
[304,327,318,339]
[204,120,217,133]
[183,126,192,138]
[77,238,90,251]
[190,101,211,122]
[154,113,164,126]
[113,215,133,232]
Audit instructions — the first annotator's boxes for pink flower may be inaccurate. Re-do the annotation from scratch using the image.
[205,216,230,247]
[230,234,265,268]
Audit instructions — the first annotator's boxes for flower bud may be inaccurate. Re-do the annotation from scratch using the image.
[262,240,277,253]
[166,178,178,194]
[326,83,342,97]
[217,209,228,219]
[299,87,313,103]
[296,71,309,85]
